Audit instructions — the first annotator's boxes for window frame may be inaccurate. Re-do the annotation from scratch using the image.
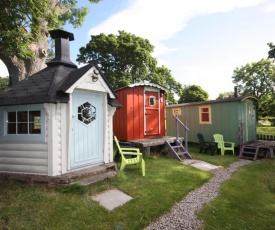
[148,95,156,106]
[198,105,212,124]
[0,104,45,142]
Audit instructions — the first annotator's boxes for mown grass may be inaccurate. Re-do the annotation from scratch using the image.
[197,159,275,230]
[257,126,275,136]
[188,143,239,167]
[0,155,211,230]
[1,144,274,230]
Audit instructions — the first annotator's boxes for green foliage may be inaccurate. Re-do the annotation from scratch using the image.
[77,31,183,104]
[268,42,275,59]
[232,59,275,117]
[217,91,234,99]
[259,94,275,117]
[232,59,275,100]
[178,85,208,103]
[257,126,275,135]
[0,0,101,60]
[0,77,9,91]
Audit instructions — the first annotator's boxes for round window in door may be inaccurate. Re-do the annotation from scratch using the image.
[78,102,96,125]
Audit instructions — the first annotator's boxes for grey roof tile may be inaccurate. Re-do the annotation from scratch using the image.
[0,63,121,108]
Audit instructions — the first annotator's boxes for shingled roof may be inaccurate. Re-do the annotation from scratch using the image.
[0,29,120,107]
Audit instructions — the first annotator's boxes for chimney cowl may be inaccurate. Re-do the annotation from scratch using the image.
[47,29,77,68]
[234,86,238,97]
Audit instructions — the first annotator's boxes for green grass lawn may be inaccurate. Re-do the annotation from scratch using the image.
[257,126,275,135]
[1,145,274,230]
[0,154,211,230]
[197,159,275,230]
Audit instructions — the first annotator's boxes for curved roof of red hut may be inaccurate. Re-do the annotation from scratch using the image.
[116,82,167,92]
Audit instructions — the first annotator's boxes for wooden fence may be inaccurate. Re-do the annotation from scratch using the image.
[257,134,275,141]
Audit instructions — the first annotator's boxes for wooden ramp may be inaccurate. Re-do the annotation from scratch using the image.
[239,145,259,160]
[239,141,275,160]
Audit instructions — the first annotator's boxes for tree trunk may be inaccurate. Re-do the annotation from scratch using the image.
[0,35,48,85]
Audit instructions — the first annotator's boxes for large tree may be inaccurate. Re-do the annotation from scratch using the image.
[232,59,275,118]
[232,59,275,100]
[178,85,208,103]
[0,0,101,84]
[76,31,183,104]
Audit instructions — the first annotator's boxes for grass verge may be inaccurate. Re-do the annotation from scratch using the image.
[257,126,275,136]
[0,155,211,230]
[188,143,239,167]
[197,159,275,230]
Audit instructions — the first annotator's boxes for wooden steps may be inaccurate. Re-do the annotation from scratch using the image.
[239,145,259,160]
[165,140,192,161]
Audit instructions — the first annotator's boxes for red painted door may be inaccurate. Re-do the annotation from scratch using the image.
[145,91,160,135]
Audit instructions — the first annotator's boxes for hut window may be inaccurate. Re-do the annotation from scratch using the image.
[7,111,41,134]
[198,105,212,124]
[149,96,156,106]
[78,102,96,125]
[249,106,255,115]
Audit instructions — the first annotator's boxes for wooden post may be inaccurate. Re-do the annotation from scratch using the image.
[176,116,179,141]
[185,122,188,152]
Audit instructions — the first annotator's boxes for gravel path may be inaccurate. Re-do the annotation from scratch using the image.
[144,159,252,230]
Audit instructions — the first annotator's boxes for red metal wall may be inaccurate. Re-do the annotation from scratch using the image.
[113,85,166,141]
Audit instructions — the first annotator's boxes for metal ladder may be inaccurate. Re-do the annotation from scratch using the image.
[166,115,192,161]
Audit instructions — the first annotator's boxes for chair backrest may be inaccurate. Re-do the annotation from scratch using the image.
[213,134,224,142]
[197,133,207,147]
[213,134,224,148]
[114,136,122,153]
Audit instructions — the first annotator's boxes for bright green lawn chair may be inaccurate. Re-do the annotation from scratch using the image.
[114,136,145,176]
[213,134,235,155]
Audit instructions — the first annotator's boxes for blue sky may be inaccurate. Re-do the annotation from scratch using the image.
[1,0,275,99]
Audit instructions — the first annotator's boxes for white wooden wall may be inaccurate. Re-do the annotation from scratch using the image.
[0,142,48,174]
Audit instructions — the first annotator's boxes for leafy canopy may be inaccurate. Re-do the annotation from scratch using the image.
[232,59,275,100]
[77,31,183,104]
[232,58,275,118]
[178,85,208,103]
[0,0,101,60]
[217,91,234,99]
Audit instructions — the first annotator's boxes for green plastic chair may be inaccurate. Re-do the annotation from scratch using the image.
[213,134,235,155]
[114,136,145,176]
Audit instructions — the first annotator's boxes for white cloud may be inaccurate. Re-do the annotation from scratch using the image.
[86,0,273,99]
[265,2,275,12]
[89,0,269,56]
[175,63,235,99]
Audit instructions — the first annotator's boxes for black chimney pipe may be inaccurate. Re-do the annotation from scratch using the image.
[234,86,238,97]
[47,29,77,68]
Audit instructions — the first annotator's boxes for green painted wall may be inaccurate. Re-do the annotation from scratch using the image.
[166,100,256,146]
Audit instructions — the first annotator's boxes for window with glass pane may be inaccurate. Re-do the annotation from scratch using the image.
[199,106,212,124]
[7,112,16,134]
[30,111,41,133]
[7,110,41,134]
[149,96,156,106]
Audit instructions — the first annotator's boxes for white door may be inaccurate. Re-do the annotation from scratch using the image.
[71,90,104,168]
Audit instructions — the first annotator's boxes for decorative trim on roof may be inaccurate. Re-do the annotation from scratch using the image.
[116,82,167,92]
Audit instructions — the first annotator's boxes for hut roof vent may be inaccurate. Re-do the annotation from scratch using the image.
[47,29,77,68]
[234,86,239,97]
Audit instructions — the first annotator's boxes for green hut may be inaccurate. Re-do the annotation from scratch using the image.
[166,96,258,146]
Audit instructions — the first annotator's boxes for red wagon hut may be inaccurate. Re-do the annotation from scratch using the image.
[113,83,166,141]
